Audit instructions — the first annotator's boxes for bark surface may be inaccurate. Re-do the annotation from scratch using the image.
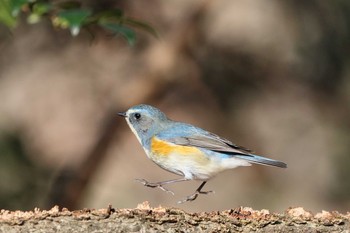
[0,202,349,232]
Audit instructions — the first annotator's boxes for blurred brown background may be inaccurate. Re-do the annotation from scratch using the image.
[0,0,350,213]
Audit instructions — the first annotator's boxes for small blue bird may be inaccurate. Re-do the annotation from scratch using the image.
[118,104,286,203]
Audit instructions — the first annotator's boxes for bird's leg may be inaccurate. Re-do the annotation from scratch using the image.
[177,181,214,204]
[135,178,189,195]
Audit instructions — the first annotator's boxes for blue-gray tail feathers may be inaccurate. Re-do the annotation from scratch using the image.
[235,154,287,168]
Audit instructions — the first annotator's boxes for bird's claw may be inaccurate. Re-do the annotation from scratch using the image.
[135,179,175,195]
[177,190,215,204]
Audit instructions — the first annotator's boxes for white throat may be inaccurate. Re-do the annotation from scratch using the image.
[126,119,142,144]
[125,109,143,145]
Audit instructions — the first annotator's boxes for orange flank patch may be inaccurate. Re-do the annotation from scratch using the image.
[151,137,201,156]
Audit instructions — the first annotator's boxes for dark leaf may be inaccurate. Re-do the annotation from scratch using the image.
[100,22,136,46]
[58,9,92,27]
[95,9,123,21]
[125,18,159,39]
[57,9,92,36]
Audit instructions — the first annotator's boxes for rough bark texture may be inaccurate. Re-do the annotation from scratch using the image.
[0,202,349,232]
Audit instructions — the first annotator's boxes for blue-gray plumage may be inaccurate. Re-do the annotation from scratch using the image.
[118,104,287,203]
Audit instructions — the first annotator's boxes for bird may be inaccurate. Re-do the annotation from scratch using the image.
[118,104,287,203]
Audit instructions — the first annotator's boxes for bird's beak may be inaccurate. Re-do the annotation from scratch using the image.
[118,112,127,117]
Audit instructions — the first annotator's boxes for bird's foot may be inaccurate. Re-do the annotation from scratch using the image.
[177,190,215,204]
[135,179,175,195]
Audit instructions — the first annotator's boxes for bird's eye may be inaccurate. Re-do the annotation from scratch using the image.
[134,113,141,120]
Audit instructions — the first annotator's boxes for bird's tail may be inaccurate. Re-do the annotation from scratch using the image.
[234,154,287,168]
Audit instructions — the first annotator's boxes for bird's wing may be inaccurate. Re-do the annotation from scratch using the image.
[160,126,252,155]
